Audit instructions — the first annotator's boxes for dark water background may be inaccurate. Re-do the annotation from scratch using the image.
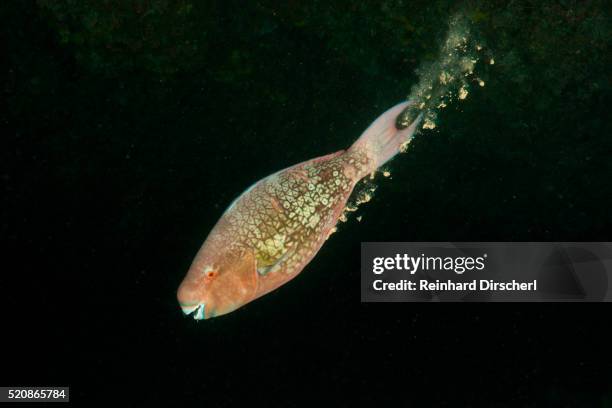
[3,1,611,405]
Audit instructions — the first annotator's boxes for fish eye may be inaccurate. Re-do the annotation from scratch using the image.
[206,270,217,278]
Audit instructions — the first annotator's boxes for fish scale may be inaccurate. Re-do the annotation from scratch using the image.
[228,151,358,275]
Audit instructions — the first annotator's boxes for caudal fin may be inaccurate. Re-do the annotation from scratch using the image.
[348,101,422,175]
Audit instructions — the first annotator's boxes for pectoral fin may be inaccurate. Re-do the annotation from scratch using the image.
[256,243,295,276]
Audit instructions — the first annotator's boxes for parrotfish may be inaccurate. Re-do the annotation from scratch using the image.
[177,101,421,319]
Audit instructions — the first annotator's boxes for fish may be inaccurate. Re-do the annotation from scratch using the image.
[177,101,422,319]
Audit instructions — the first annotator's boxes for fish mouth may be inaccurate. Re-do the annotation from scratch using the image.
[181,303,206,320]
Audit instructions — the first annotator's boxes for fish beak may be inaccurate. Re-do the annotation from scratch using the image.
[194,304,206,320]
[181,303,206,320]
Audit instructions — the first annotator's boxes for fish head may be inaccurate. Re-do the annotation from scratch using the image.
[177,246,258,320]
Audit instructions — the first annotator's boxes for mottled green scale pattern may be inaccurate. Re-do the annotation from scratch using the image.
[224,151,369,275]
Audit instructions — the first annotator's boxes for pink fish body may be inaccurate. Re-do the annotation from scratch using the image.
[177,101,420,319]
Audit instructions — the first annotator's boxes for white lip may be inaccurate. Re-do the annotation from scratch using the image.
[181,304,198,315]
[180,303,207,320]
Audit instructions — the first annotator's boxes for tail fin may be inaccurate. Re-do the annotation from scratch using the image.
[348,101,422,174]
